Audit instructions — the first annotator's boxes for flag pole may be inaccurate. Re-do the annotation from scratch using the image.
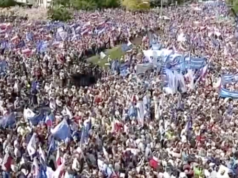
[160,0,163,17]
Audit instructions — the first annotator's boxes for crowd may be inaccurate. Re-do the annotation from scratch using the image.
[0,1,238,178]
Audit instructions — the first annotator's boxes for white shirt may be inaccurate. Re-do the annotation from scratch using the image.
[179,172,187,178]
[72,158,80,171]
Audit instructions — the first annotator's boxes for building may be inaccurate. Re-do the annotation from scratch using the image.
[15,0,52,7]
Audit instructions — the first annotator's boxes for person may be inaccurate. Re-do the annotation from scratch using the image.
[1,1,238,177]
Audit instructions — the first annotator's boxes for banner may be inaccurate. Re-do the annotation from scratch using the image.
[219,74,238,98]
[136,63,153,74]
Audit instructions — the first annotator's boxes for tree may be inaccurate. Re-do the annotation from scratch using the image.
[51,0,70,6]
[0,0,16,7]
[231,0,238,13]
[121,0,150,11]
[51,0,121,10]
[99,0,120,8]
[47,5,72,21]
[70,0,97,10]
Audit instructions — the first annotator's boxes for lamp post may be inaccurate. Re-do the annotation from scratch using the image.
[160,0,163,16]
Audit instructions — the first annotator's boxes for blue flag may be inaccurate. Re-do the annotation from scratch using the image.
[51,119,71,141]
[28,113,45,126]
[0,113,16,128]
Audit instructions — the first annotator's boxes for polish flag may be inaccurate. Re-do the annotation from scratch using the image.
[11,35,19,42]
[149,157,159,169]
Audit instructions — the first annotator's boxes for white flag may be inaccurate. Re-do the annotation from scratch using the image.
[100,52,106,59]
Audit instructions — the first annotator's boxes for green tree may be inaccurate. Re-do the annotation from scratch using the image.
[47,5,72,21]
[99,0,120,8]
[121,0,150,10]
[231,0,238,13]
[0,0,16,7]
[71,0,97,10]
[51,0,70,6]
[51,0,121,10]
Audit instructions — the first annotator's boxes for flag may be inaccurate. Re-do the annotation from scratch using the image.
[10,35,19,42]
[111,119,123,133]
[80,125,86,145]
[31,81,39,93]
[38,164,48,178]
[164,69,177,94]
[1,153,12,171]
[26,32,33,41]
[142,35,148,42]
[55,148,62,168]
[27,133,37,156]
[28,112,45,126]
[52,41,64,49]
[0,23,11,29]
[136,101,145,126]
[200,64,208,80]
[16,40,25,48]
[54,151,65,177]
[45,113,54,127]
[37,41,48,53]
[47,136,56,157]
[186,69,195,90]
[56,27,68,41]
[100,52,106,59]
[186,116,193,131]
[81,21,91,31]
[228,103,233,115]
[149,157,159,169]
[220,88,238,98]
[22,48,33,56]
[0,28,7,34]
[0,113,16,128]
[45,166,54,178]
[128,105,137,117]
[0,41,7,50]
[97,22,107,30]
[80,118,92,144]
[213,77,221,88]
[121,41,133,52]
[0,60,7,75]
[32,157,40,177]
[62,106,73,119]
[39,146,46,163]
[81,28,91,36]
[51,119,71,141]
[23,108,36,120]
[103,147,109,161]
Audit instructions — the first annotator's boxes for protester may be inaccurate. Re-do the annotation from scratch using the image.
[0,1,238,178]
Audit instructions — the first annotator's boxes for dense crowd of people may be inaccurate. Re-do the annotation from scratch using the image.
[0,1,238,178]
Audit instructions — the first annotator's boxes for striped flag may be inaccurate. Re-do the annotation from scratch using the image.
[47,136,56,157]
[10,35,19,42]
[213,77,221,89]
[54,156,65,178]
[45,113,54,127]
[80,118,92,145]
[27,133,37,157]
[1,153,12,172]
[32,157,40,177]
[149,157,159,169]
[39,146,46,163]
[56,148,62,168]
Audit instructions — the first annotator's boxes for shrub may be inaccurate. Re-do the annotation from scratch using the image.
[0,0,16,7]
[121,0,150,11]
[70,0,97,10]
[47,6,72,21]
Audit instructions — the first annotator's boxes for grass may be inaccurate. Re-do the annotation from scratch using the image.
[86,30,162,67]
[87,46,125,67]
[86,34,145,67]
